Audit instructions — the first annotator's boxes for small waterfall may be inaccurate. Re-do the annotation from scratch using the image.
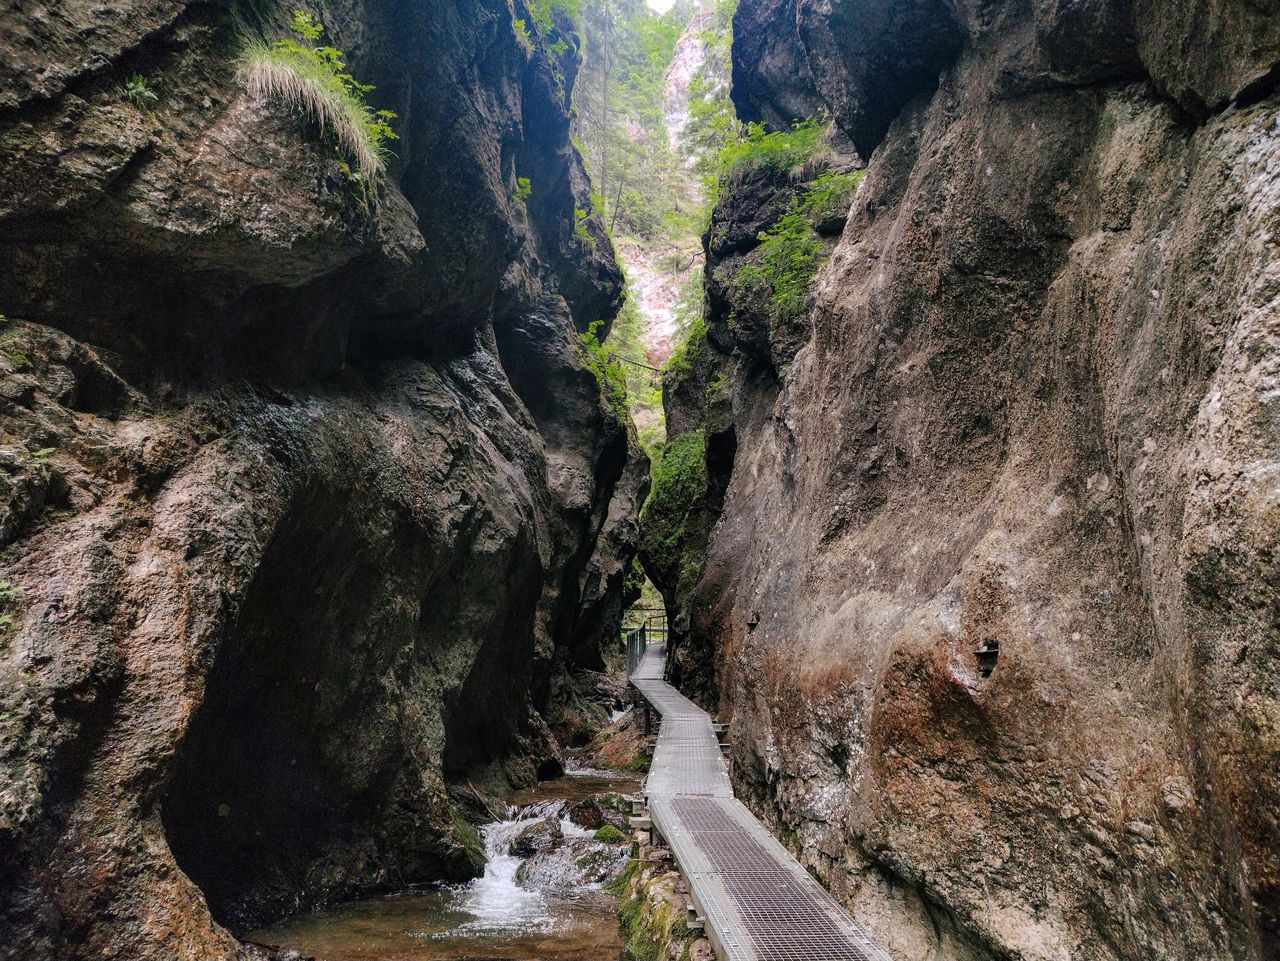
[457,801,561,932]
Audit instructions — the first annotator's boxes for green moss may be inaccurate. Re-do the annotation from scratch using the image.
[8,352,30,371]
[607,856,642,896]
[594,824,628,843]
[704,371,729,404]
[639,430,707,602]
[610,858,700,961]
[451,811,485,868]
[624,749,652,773]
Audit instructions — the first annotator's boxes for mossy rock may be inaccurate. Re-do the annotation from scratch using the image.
[639,430,708,606]
[594,824,627,843]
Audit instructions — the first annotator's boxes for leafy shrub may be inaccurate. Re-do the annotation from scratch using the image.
[731,167,864,334]
[122,73,158,108]
[241,10,397,176]
[579,320,629,415]
[799,168,866,223]
[31,447,54,471]
[718,118,825,177]
[663,312,707,380]
[594,824,628,843]
[528,0,580,34]
[512,176,533,202]
[513,16,532,45]
[733,210,823,334]
[573,205,593,244]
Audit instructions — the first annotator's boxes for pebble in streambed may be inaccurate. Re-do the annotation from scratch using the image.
[249,774,639,961]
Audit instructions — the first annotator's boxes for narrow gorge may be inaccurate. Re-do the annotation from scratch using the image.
[0,1,1277,961]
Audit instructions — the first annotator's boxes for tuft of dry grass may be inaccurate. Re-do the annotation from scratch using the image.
[240,39,385,175]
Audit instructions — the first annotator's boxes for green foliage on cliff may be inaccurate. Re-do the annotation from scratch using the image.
[573,205,593,244]
[122,74,158,108]
[512,176,533,203]
[801,168,865,221]
[719,118,826,178]
[579,320,630,415]
[730,167,864,335]
[241,9,397,177]
[640,430,707,600]
[529,0,581,33]
[733,210,823,334]
[663,311,707,381]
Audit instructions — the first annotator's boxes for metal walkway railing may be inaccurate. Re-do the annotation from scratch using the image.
[623,607,668,679]
[630,642,892,961]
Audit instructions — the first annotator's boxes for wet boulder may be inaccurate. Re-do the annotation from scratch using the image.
[509,818,564,859]
[515,839,629,889]
[567,792,633,832]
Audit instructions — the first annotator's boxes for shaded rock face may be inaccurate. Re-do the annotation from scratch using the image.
[662,1,1280,959]
[0,1,643,959]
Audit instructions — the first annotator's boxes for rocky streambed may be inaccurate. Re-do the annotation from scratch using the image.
[248,774,639,961]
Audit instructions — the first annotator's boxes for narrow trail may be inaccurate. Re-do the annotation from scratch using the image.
[630,643,893,961]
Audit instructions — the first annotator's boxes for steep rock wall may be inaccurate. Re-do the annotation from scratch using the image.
[656,1,1280,959]
[0,2,643,959]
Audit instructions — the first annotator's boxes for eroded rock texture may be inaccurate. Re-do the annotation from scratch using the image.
[0,1,643,958]
[654,1,1280,959]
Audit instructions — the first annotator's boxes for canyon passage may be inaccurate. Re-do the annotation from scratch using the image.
[0,1,1279,961]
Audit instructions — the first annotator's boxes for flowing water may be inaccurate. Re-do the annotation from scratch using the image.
[249,773,639,961]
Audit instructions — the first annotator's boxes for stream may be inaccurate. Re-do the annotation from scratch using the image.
[248,773,640,961]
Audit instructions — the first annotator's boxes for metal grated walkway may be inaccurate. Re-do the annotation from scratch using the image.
[630,643,892,961]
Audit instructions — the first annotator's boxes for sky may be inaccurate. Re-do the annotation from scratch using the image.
[647,0,676,10]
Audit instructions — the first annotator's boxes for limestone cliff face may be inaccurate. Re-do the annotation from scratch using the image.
[0,2,642,958]
[653,1,1280,958]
